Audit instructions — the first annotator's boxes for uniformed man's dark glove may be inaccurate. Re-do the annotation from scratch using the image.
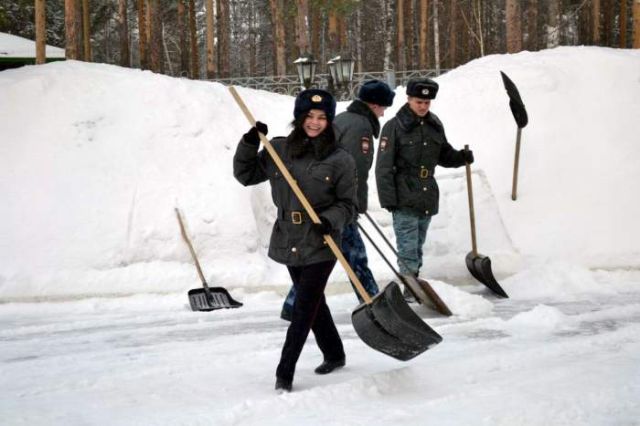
[462,149,474,164]
[312,217,332,235]
[243,121,268,146]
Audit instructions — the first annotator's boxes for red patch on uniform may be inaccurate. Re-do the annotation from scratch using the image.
[361,137,370,154]
[380,137,388,152]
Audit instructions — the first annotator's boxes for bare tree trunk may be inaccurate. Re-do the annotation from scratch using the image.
[249,2,257,75]
[138,0,148,69]
[449,0,457,68]
[118,0,129,66]
[219,0,230,77]
[419,0,429,68]
[205,0,216,79]
[506,0,522,53]
[433,0,440,73]
[593,0,601,44]
[406,0,415,69]
[397,0,406,70]
[355,5,363,72]
[82,0,91,61]
[634,0,640,48]
[620,0,627,47]
[328,8,340,54]
[310,2,321,60]
[64,0,79,59]
[526,0,538,51]
[75,0,83,60]
[383,0,394,71]
[178,0,188,76]
[547,0,560,48]
[269,0,287,75]
[296,0,310,54]
[35,0,46,64]
[162,23,173,74]
[148,0,162,73]
[188,0,199,78]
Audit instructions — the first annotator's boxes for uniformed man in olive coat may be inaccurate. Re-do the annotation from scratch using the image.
[375,77,473,294]
[280,80,395,319]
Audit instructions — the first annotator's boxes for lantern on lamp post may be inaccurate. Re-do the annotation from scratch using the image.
[294,55,317,89]
[327,55,355,98]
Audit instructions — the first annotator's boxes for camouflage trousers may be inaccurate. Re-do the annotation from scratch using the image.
[392,208,432,276]
[281,222,379,319]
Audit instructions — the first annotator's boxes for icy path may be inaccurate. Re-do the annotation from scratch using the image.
[2,277,640,426]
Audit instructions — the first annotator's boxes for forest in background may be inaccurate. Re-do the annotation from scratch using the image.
[1,0,640,79]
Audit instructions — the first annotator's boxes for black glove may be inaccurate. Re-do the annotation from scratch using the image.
[243,121,268,146]
[462,149,474,164]
[312,217,333,235]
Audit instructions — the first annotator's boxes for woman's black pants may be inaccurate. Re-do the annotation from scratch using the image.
[276,259,345,382]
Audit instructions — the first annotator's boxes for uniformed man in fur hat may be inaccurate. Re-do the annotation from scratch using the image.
[375,77,473,299]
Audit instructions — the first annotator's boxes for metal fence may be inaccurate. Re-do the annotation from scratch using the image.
[210,69,447,101]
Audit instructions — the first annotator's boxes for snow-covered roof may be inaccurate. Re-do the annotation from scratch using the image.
[0,31,65,58]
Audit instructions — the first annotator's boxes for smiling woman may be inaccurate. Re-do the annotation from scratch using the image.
[233,88,357,392]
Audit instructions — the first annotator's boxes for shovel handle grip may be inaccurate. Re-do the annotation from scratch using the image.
[464,145,478,256]
[228,86,372,305]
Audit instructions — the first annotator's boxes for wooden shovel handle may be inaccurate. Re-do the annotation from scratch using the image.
[228,86,372,305]
[464,145,478,256]
[175,208,209,290]
[511,127,522,201]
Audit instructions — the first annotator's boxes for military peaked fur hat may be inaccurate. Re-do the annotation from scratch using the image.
[406,78,439,99]
[294,89,336,122]
[358,80,395,107]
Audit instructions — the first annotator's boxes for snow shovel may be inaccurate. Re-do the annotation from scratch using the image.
[463,145,509,298]
[361,212,452,316]
[229,86,442,361]
[500,71,529,201]
[175,208,243,311]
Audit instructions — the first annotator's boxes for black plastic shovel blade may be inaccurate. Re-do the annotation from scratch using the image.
[351,281,443,361]
[465,252,509,298]
[500,71,528,128]
[188,287,243,311]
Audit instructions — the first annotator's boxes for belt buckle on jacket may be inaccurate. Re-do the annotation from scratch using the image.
[291,211,303,225]
[420,168,429,178]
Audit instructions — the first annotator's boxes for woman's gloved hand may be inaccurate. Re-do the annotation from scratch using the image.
[243,121,268,146]
[312,217,332,235]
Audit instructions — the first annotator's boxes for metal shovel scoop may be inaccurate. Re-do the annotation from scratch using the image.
[229,86,442,360]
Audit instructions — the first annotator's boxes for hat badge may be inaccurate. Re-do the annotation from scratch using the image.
[421,88,430,95]
[311,94,323,102]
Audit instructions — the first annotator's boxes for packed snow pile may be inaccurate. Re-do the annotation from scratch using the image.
[1,46,639,300]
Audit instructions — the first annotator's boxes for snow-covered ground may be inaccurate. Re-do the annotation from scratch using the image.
[1,47,639,425]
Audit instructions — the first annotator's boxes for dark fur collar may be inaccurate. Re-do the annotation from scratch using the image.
[346,99,381,138]
[396,103,443,133]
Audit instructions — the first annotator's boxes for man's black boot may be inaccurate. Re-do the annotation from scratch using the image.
[314,358,345,375]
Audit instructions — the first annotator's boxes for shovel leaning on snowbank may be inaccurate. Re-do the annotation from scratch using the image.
[228,86,442,361]
[175,208,243,311]
[463,146,509,298]
[500,71,529,201]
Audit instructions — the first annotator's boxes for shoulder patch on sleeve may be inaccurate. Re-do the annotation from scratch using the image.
[361,136,370,154]
[380,136,388,152]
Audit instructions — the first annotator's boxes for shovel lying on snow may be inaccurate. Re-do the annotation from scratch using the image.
[463,146,509,298]
[500,71,529,201]
[361,212,452,316]
[229,86,442,361]
[175,208,243,311]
